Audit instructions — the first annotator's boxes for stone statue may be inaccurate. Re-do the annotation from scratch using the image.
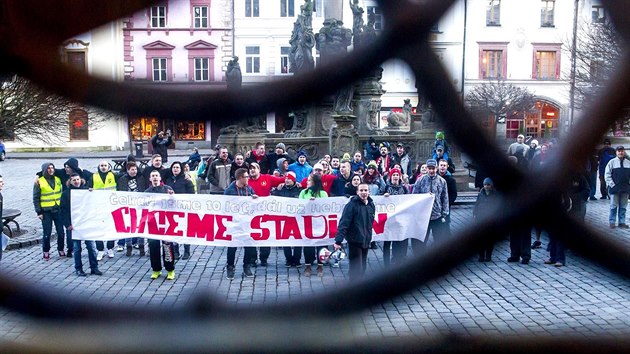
[226,56,242,90]
[349,0,364,46]
[289,0,315,75]
[316,19,354,114]
[386,99,412,127]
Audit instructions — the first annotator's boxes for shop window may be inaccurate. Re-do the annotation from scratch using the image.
[69,109,89,141]
[175,120,205,140]
[129,117,159,141]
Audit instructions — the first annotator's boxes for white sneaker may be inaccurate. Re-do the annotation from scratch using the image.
[96,251,104,261]
[107,249,115,258]
[116,245,124,252]
[331,261,340,268]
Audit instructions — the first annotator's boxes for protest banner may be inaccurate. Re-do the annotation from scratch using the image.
[71,190,434,246]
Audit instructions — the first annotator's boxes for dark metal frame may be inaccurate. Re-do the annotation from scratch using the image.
[1,0,630,352]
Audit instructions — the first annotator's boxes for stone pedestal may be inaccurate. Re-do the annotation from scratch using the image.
[329,114,359,156]
[410,113,423,132]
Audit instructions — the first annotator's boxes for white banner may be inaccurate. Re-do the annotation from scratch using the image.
[71,190,434,247]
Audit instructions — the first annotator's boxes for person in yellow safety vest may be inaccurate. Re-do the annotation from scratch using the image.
[33,162,66,260]
[88,160,118,260]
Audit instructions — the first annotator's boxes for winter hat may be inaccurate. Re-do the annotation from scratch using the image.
[367,160,378,169]
[313,163,324,171]
[390,168,401,176]
[276,142,286,151]
[342,153,351,161]
[426,159,437,167]
[277,157,287,170]
[286,171,297,183]
[531,139,539,147]
[483,177,494,186]
[297,150,307,157]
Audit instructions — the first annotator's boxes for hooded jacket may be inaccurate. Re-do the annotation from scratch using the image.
[334,195,376,249]
[33,162,62,214]
[274,157,289,176]
[413,174,449,220]
[165,172,195,194]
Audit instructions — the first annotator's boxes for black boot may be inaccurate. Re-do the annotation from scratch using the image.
[182,244,191,260]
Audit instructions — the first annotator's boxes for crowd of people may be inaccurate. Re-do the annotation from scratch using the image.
[30,134,458,281]
[30,132,621,280]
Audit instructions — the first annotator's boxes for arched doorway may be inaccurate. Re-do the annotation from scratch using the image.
[506,100,560,140]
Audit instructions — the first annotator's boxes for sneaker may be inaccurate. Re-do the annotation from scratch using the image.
[166,270,176,280]
[150,271,162,279]
[66,251,73,258]
[259,260,268,267]
[226,265,235,280]
[554,262,564,267]
[96,251,104,261]
[43,252,50,260]
[304,265,312,277]
[543,259,554,264]
[331,261,340,268]
[116,245,124,252]
[107,249,114,258]
[507,257,520,263]
[619,224,630,229]
[531,241,542,249]
[285,261,292,268]
[139,248,146,257]
[182,252,190,260]
[75,270,87,277]
[243,265,254,278]
[610,223,616,229]
[317,264,324,277]
[126,246,133,257]
[133,243,139,249]
[520,259,529,265]
[58,250,66,257]
[91,269,103,276]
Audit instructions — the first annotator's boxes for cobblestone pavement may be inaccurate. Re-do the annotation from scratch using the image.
[1,157,630,345]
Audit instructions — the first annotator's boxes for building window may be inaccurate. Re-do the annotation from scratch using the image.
[532,44,561,80]
[151,6,166,28]
[281,0,294,17]
[194,58,209,81]
[245,46,260,73]
[541,0,555,27]
[592,4,606,23]
[505,115,524,139]
[175,120,205,140]
[69,109,89,141]
[280,46,290,74]
[65,51,87,73]
[152,58,167,81]
[366,6,383,30]
[478,43,507,79]
[245,0,259,17]
[486,0,500,26]
[193,6,208,28]
[129,117,159,141]
[314,0,324,18]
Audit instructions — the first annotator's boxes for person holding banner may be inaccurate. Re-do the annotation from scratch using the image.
[165,161,195,260]
[89,160,118,261]
[272,172,303,268]
[411,159,449,255]
[116,162,147,257]
[381,168,409,267]
[145,170,176,281]
[300,174,329,277]
[224,168,258,280]
[334,183,376,281]
[62,173,102,276]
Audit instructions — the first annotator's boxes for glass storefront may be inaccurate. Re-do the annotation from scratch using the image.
[129,117,205,141]
[506,101,559,140]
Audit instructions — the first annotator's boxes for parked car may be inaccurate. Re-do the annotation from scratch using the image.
[0,141,5,161]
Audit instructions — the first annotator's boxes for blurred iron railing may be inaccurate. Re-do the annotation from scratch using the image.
[1,0,630,352]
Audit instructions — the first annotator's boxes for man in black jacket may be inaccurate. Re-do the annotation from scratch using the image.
[116,162,147,257]
[272,172,303,267]
[61,173,102,276]
[334,183,375,281]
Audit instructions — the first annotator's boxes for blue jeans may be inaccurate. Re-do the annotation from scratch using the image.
[609,192,628,225]
[548,235,565,265]
[73,239,98,272]
[41,211,65,252]
[125,237,143,247]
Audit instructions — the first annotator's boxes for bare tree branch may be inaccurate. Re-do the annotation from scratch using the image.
[0,75,117,144]
[465,79,536,125]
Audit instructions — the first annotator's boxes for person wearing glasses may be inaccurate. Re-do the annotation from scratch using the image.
[224,168,258,279]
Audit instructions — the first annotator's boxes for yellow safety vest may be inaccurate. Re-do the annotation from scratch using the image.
[92,172,117,190]
[38,176,62,208]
